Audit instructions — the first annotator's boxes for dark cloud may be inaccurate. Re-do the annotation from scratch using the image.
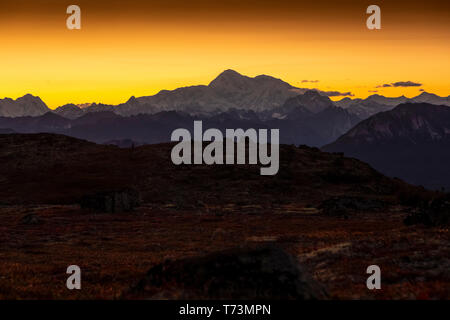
[376,81,422,88]
[323,91,354,97]
[419,89,425,92]
[368,90,378,93]
[391,81,422,87]
[301,80,319,83]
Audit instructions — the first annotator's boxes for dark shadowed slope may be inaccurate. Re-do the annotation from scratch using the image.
[323,103,450,190]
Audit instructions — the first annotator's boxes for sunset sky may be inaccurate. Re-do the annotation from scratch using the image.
[0,0,449,108]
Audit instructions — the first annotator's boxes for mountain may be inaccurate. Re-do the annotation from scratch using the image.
[335,92,450,120]
[126,69,308,115]
[305,106,361,143]
[51,70,311,118]
[53,102,118,119]
[412,92,450,105]
[53,104,86,119]
[262,92,360,145]
[323,103,450,189]
[336,99,394,120]
[364,94,409,106]
[0,94,50,117]
[277,90,335,114]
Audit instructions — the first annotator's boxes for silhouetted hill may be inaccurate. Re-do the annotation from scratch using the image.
[324,103,450,189]
[0,133,416,206]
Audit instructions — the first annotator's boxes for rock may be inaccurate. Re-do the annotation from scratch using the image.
[404,195,450,227]
[319,196,386,216]
[80,188,140,213]
[210,228,227,241]
[124,245,327,299]
[20,213,41,225]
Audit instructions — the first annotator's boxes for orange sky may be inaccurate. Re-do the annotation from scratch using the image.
[0,0,449,108]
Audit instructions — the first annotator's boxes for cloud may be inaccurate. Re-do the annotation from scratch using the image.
[368,90,378,93]
[323,91,354,97]
[391,81,422,87]
[419,89,425,92]
[301,80,319,83]
[376,81,422,88]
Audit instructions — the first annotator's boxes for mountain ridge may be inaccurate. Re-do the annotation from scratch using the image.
[0,94,50,118]
[1,70,448,121]
[334,92,450,119]
[0,96,359,147]
[323,103,450,189]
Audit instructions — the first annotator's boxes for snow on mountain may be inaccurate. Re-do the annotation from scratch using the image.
[126,69,308,115]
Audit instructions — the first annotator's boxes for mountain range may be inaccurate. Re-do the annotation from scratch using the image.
[2,70,448,120]
[0,94,359,147]
[335,92,450,119]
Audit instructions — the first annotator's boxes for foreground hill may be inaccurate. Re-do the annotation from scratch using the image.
[324,103,450,190]
[0,133,415,206]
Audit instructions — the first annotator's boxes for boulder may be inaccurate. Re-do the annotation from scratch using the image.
[20,213,42,225]
[319,196,386,216]
[80,188,140,213]
[404,194,450,227]
[124,245,327,299]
